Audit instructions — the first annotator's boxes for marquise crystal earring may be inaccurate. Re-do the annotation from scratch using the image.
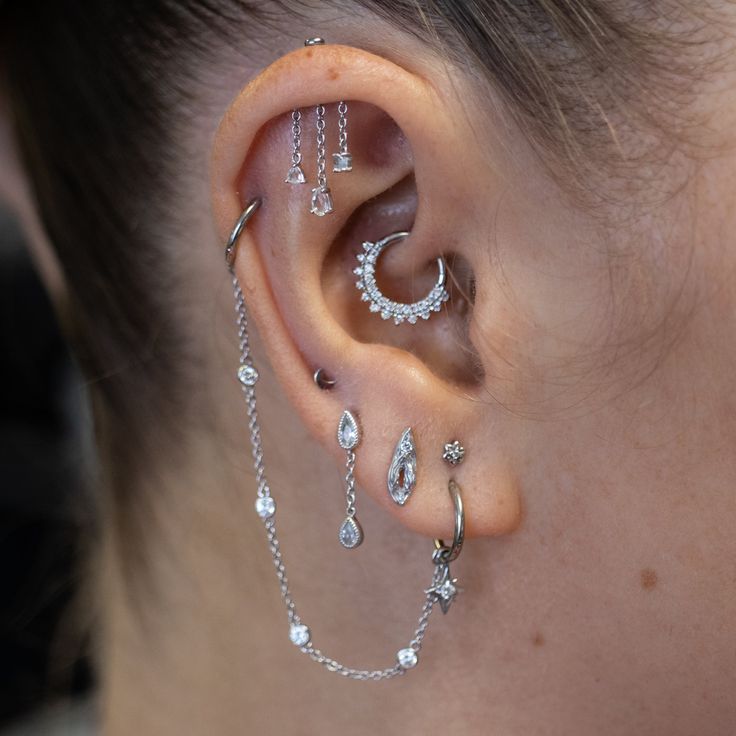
[354,231,449,325]
[388,427,417,506]
[337,410,364,549]
[332,101,353,172]
[225,197,467,679]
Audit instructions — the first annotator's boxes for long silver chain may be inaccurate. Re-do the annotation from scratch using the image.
[344,449,357,519]
[315,104,328,190]
[232,276,458,680]
[290,110,303,167]
[337,101,349,155]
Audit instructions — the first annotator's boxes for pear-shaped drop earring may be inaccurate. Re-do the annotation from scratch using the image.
[285,109,307,185]
[337,409,364,549]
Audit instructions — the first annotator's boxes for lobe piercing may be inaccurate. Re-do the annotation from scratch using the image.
[442,440,465,466]
[387,427,417,506]
[354,232,450,325]
[337,410,364,549]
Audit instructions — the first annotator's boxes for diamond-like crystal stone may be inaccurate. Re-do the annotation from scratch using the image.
[238,364,259,387]
[438,579,457,600]
[255,496,276,519]
[337,410,360,449]
[289,623,311,647]
[285,164,306,184]
[332,151,353,172]
[310,186,334,216]
[338,516,363,549]
[397,648,418,669]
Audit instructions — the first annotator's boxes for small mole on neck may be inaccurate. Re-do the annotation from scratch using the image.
[640,568,658,590]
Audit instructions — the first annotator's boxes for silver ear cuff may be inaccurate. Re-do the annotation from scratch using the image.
[225,198,467,679]
[354,232,450,325]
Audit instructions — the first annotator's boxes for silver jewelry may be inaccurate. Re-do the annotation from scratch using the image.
[226,199,465,679]
[427,480,464,614]
[310,104,334,216]
[313,368,336,390]
[285,110,307,184]
[332,101,353,172]
[305,37,326,46]
[442,440,465,466]
[337,410,364,549]
[387,427,417,506]
[354,232,450,325]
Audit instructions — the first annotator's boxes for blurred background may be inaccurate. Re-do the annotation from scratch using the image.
[0,203,96,733]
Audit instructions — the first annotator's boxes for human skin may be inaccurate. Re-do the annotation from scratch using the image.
[6,8,736,736]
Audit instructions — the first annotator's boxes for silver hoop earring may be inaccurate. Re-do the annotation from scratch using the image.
[354,232,449,325]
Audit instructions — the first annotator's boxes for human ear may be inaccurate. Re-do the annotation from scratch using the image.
[210,43,521,539]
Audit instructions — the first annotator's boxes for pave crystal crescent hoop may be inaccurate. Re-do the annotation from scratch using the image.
[225,198,466,679]
[354,231,450,325]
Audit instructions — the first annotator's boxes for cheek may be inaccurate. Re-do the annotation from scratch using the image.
[469,181,698,416]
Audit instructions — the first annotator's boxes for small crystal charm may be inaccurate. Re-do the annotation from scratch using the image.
[237,364,259,387]
[442,440,465,466]
[285,164,307,184]
[332,151,353,172]
[426,563,459,615]
[387,427,417,506]
[338,516,363,549]
[397,648,418,669]
[255,496,276,519]
[289,623,311,647]
[337,410,360,450]
[310,186,334,217]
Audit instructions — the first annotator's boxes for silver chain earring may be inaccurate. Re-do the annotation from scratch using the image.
[332,101,353,172]
[310,104,334,216]
[355,231,450,325]
[225,198,466,679]
[337,410,364,549]
[285,110,307,185]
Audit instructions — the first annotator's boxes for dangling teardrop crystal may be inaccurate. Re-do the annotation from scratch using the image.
[387,427,417,506]
[337,410,360,450]
[310,186,334,217]
[285,164,306,184]
[338,516,363,549]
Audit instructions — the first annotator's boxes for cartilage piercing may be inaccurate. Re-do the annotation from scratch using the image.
[332,101,353,172]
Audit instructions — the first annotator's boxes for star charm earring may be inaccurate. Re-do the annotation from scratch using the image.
[425,562,459,614]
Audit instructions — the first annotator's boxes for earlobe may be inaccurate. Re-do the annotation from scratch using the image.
[211,42,521,541]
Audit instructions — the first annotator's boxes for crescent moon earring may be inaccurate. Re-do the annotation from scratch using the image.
[353,232,449,325]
